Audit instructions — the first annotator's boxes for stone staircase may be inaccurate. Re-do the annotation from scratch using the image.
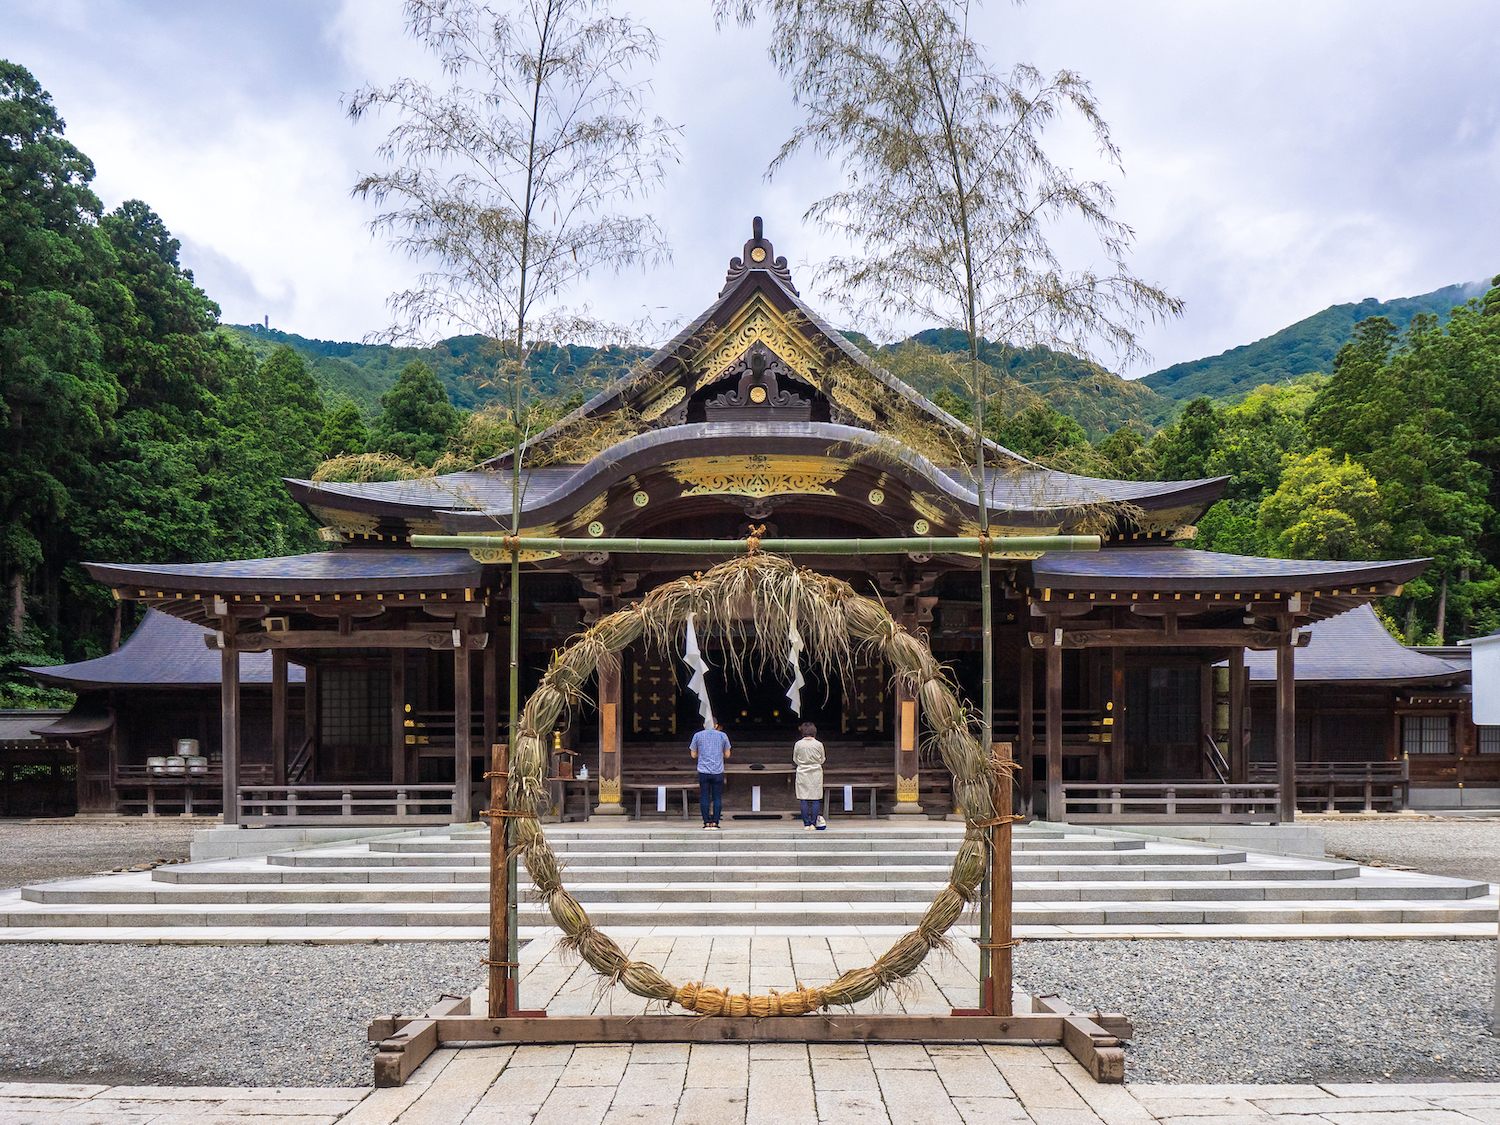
[3,821,1496,938]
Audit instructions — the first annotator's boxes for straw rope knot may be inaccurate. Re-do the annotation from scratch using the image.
[745,524,766,555]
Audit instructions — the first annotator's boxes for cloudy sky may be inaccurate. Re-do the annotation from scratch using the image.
[6,0,1499,374]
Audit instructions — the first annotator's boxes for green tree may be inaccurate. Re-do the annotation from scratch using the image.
[368,360,461,466]
[318,400,369,458]
[1093,426,1155,481]
[0,61,121,638]
[991,403,1090,463]
[1259,449,1387,560]
[1150,398,1220,481]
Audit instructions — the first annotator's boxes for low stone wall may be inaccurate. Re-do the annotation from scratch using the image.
[1092,822,1326,858]
[189,824,439,860]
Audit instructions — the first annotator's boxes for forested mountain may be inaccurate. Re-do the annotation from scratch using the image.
[1141,283,1483,403]
[226,325,646,419]
[242,321,1175,439]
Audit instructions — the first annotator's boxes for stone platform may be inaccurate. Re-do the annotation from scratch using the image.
[1,821,1494,943]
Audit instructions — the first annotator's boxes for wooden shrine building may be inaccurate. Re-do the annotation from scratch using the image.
[72,220,1429,828]
[27,609,306,816]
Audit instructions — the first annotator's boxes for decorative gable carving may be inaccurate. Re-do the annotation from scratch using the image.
[703,344,813,422]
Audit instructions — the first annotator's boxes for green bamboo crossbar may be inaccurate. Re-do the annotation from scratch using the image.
[410,534,1100,556]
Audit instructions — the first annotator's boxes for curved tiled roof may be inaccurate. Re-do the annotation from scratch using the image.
[26,610,307,689]
[287,424,1226,534]
[85,549,483,595]
[1030,548,1428,592]
[1242,604,1467,685]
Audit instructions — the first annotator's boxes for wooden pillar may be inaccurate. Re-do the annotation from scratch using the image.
[483,642,499,778]
[454,644,472,822]
[1018,647,1034,815]
[219,623,241,826]
[390,652,406,785]
[271,649,287,786]
[1045,621,1063,822]
[595,656,625,815]
[1104,648,1120,785]
[992,739,1013,1016]
[1276,635,1296,824]
[892,681,923,817]
[488,743,510,1019]
[1229,648,1246,783]
[304,664,319,783]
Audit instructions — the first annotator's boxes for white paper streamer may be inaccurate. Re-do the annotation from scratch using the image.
[682,612,715,728]
[785,614,805,716]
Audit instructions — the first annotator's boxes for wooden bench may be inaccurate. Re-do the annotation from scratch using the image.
[625,781,698,820]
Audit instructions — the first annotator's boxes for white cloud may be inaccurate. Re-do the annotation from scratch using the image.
[4,0,1497,373]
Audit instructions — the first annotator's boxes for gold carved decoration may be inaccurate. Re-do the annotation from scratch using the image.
[640,385,686,421]
[896,773,921,803]
[666,454,846,498]
[309,505,378,535]
[598,777,621,803]
[691,298,820,388]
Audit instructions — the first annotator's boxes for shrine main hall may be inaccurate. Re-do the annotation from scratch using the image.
[47,221,1433,829]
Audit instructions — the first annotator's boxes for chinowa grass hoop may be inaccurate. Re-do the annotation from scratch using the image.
[505,552,1007,1014]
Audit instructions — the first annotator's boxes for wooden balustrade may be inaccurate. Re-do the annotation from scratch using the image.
[1060,782,1280,824]
[238,783,458,825]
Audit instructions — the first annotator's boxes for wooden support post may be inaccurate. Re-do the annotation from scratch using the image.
[219,622,241,826]
[1276,631,1296,824]
[993,740,1013,1017]
[595,657,624,815]
[390,652,406,786]
[1019,646,1034,815]
[1229,647,1246,783]
[488,744,509,1019]
[483,643,499,777]
[304,664,319,783]
[1045,623,1063,822]
[271,648,287,787]
[455,644,472,823]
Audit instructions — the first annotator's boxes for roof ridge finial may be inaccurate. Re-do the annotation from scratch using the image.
[720,215,799,297]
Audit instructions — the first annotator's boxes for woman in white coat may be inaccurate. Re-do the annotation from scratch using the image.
[793,721,826,830]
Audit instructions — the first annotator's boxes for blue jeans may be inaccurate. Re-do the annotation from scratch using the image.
[699,772,724,824]
[800,799,821,826]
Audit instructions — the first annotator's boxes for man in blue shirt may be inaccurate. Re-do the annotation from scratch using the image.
[690,721,731,829]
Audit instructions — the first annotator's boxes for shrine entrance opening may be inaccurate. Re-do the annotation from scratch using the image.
[611,638,941,819]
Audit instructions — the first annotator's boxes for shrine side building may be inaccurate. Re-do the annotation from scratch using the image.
[42,222,1446,826]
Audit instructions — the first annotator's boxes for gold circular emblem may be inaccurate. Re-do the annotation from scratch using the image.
[749,385,768,403]
[868,488,885,505]
[587,521,605,537]
[913,519,931,535]
[750,247,767,263]
[632,490,649,507]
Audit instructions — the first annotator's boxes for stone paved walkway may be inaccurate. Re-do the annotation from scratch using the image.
[5,1058,1500,1124]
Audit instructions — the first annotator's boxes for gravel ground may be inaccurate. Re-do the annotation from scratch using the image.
[0,943,488,1087]
[2,939,1496,1087]
[0,818,207,889]
[1019,939,1500,1085]
[1314,816,1500,884]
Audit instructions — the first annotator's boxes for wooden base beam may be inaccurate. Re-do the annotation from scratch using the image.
[371,994,469,1088]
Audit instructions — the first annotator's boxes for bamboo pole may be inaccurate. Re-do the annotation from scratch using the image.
[410,534,1100,557]
[488,744,509,1019]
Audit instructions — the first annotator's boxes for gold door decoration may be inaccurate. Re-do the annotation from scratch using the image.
[632,654,677,735]
[841,661,886,734]
[666,454,846,498]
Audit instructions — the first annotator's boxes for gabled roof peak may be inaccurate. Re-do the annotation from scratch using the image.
[721,216,798,297]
